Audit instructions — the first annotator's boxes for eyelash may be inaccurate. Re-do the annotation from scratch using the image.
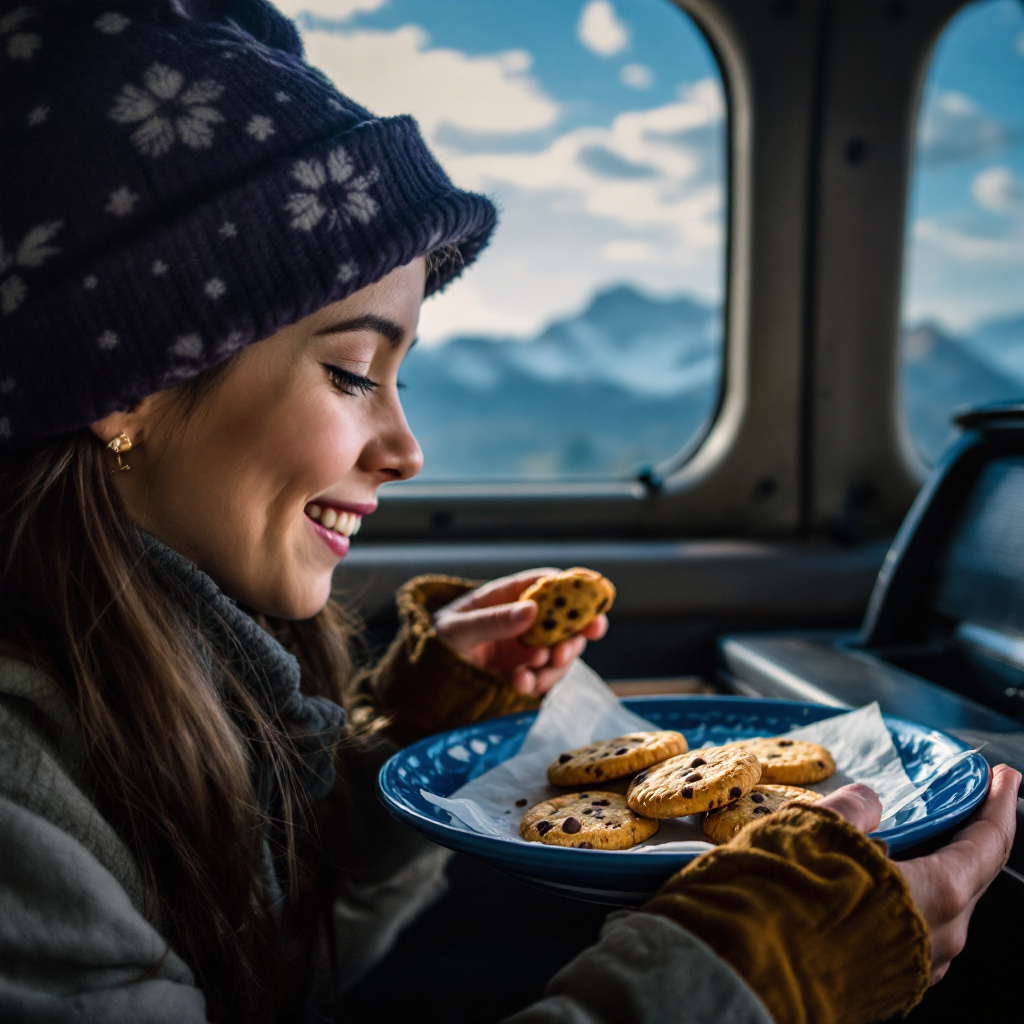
[324,364,378,397]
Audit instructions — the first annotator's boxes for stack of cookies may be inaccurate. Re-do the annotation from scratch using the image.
[519,730,835,850]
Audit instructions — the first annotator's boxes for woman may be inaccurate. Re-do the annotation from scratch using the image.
[0,3,1017,1023]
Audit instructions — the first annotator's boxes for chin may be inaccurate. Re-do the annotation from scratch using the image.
[274,577,334,621]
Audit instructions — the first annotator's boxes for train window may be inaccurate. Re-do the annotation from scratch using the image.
[283,0,726,482]
[900,0,1024,465]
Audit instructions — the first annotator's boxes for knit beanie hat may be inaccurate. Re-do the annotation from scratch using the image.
[0,0,497,449]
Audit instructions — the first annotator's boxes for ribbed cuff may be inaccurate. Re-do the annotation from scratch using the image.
[643,804,930,1024]
[366,574,540,746]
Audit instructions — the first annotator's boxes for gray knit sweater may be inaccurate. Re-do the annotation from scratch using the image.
[0,540,771,1024]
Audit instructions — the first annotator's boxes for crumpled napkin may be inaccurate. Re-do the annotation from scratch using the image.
[422,661,977,851]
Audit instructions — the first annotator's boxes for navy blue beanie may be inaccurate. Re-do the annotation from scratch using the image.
[0,0,497,448]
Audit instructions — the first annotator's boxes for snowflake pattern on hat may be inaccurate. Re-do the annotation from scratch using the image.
[109,64,225,157]
[0,221,63,315]
[94,12,130,34]
[1,6,41,60]
[285,146,378,232]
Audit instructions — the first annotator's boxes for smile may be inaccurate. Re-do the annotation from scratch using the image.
[305,502,362,537]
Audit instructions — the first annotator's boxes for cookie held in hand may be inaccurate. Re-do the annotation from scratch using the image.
[519,791,659,849]
[519,567,615,647]
[626,745,762,818]
[547,731,688,786]
[702,784,822,843]
[727,736,835,785]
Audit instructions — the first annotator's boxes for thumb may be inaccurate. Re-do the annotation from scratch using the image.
[435,601,537,651]
[814,783,882,833]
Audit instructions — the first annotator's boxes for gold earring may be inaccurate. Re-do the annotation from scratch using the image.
[106,432,134,472]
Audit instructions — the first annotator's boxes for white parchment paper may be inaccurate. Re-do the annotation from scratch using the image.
[422,661,977,851]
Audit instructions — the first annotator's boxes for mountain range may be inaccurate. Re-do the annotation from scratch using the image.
[400,285,1024,479]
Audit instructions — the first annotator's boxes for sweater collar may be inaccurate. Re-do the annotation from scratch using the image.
[136,530,345,806]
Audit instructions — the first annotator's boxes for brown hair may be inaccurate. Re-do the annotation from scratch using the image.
[0,421,363,1021]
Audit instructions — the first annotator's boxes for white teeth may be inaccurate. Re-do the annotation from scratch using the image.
[306,503,361,538]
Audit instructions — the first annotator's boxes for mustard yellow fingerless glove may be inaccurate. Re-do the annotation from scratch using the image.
[642,804,930,1024]
[364,575,540,746]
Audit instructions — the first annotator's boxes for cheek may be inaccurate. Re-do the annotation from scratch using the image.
[271,397,366,496]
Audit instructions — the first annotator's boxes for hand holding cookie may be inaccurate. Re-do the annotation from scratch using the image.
[432,568,609,696]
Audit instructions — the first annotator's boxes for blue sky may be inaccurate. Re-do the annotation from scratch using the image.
[278,0,1023,341]
[903,0,1024,331]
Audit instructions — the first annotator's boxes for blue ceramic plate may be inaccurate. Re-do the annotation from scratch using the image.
[378,696,989,904]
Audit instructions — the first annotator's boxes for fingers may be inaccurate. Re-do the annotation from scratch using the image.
[924,764,1020,903]
[815,784,882,833]
[434,600,537,653]
[443,568,559,613]
[512,636,590,696]
[897,764,1020,984]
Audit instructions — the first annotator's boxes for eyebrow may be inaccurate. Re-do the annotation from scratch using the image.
[314,313,405,348]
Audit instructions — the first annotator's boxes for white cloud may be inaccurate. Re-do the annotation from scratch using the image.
[917,90,1021,167]
[421,81,727,341]
[443,79,725,241]
[577,0,629,57]
[301,25,558,136]
[904,166,1024,330]
[602,239,660,263]
[272,0,387,20]
[620,63,653,89]
[973,165,1024,217]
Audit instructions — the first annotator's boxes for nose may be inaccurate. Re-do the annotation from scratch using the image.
[359,391,423,482]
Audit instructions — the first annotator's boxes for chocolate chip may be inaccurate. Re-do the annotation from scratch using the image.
[558,753,572,763]
[614,747,628,755]
[562,816,582,834]
[583,808,593,815]
[577,842,593,849]
[573,580,582,588]
[515,798,527,807]
[768,753,780,759]
[592,799,610,806]
[536,820,552,835]
[690,757,706,768]
[753,806,771,815]
[543,618,557,630]
[750,793,765,804]
[685,772,702,783]
[579,793,589,798]
[778,739,793,747]
[817,760,825,768]
[593,767,603,777]
[554,596,567,608]
[567,609,580,620]
[634,771,648,783]
[682,786,693,798]
[729,786,742,799]
[594,812,605,819]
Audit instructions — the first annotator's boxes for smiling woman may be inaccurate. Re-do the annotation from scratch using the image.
[89,261,427,619]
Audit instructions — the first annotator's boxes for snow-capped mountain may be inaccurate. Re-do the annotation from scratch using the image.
[399,285,1024,480]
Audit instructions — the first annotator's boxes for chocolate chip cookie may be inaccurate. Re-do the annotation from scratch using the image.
[546,730,688,786]
[727,736,835,785]
[519,791,659,849]
[702,784,822,843]
[625,745,761,818]
[519,568,615,647]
